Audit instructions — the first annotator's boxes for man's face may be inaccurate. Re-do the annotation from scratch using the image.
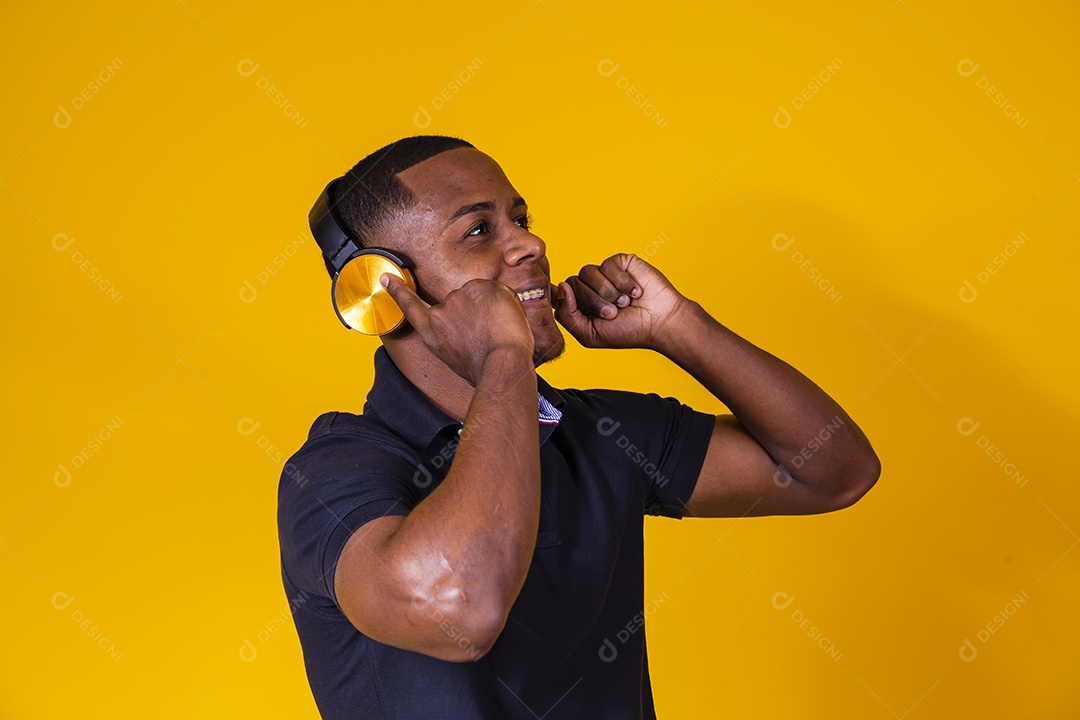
[387,147,565,366]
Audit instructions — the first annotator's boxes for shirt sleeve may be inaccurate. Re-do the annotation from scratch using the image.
[277,429,421,613]
[576,388,717,519]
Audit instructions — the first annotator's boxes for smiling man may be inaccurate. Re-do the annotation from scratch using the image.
[277,135,880,719]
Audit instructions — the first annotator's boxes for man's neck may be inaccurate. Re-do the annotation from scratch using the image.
[381,337,482,424]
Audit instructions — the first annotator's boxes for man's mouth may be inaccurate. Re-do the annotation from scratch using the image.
[515,287,546,302]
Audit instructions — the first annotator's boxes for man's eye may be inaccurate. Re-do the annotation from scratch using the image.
[466,214,533,238]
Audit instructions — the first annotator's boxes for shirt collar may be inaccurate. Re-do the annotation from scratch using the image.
[363,346,566,450]
[535,373,566,446]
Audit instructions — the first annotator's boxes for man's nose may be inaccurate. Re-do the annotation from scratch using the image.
[505,226,546,266]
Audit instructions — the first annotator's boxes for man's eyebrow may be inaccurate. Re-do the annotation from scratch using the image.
[442,197,527,230]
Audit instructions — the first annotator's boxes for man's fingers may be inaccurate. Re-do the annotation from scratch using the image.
[598,255,642,303]
[381,273,430,331]
[577,264,623,310]
[554,281,591,341]
[579,256,643,311]
[567,274,619,320]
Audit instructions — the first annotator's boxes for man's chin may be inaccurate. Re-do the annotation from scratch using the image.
[532,328,566,367]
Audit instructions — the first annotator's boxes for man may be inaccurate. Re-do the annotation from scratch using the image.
[278,135,880,719]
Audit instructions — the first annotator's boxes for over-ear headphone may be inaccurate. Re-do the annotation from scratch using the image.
[308,178,419,336]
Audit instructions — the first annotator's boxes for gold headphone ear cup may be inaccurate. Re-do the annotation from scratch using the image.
[332,253,417,335]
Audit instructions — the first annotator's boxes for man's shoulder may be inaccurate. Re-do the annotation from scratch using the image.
[277,410,421,496]
[551,384,711,444]
[551,384,682,414]
[301,409,409,446]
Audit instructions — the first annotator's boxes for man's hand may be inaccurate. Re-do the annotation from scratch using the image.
[555,253,690,350]
[383,274,535,385]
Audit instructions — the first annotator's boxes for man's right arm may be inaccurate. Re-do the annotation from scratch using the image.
[333,280,541,662]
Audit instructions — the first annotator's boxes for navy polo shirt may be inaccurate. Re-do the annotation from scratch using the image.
[277,346,716,719]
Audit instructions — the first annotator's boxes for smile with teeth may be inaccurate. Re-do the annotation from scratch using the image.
[516,287,545,302]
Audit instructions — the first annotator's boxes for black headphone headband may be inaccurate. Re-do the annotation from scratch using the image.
[308,178,361,275]
[308,176,418,334]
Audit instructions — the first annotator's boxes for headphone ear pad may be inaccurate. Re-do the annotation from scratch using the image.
[331,249,417,335]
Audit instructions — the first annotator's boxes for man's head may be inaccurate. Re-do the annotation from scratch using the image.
[325,135,475,274]
[327,135,564,366]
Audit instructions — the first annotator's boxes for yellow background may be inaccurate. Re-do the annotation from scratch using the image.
[3,1,1078,717]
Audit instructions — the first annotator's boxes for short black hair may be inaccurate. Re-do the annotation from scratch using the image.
[323,135,475,276]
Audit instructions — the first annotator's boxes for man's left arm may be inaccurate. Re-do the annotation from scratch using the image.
[555,253,881,518]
